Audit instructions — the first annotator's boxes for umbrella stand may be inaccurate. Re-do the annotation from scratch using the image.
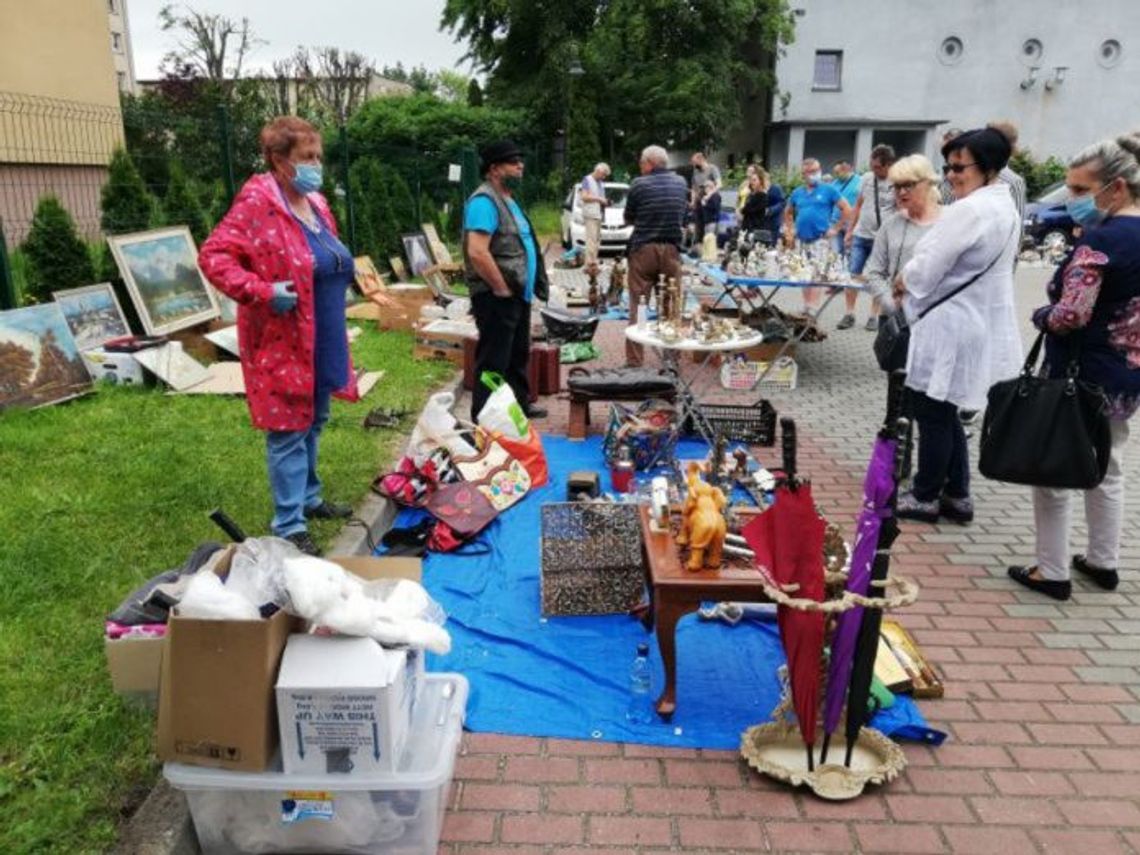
[844,411,911,768]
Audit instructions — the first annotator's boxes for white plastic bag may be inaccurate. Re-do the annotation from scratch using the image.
[408,391,477,457]
[476,371,528,439]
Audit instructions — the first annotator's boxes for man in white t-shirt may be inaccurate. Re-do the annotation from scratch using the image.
[579,162,610,266]
[842,144,897,330]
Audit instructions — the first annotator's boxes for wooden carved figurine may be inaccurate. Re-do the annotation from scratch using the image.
[675,462,728,571]
[586,262,602,313]
[607,259,626,306]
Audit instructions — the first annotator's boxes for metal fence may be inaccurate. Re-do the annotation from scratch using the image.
[0,88,556,308]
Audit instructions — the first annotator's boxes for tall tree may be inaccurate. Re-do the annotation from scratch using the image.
[467,78,484,107]
[442,0,794,163]
[101,148,155,235]
[295,47,377,121]
[158,3,263,81]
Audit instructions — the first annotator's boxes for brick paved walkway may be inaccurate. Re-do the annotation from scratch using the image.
[440,265,1140,854]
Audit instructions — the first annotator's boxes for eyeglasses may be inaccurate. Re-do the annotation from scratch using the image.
[942,162,978,175]
[893,181,925,192]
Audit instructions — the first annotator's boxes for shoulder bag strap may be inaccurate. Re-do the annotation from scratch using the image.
[915,218,1018,321]
[891,220,910,279]
[873,178,881,229]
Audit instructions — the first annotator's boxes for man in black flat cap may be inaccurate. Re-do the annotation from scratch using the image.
[463,139,550,422]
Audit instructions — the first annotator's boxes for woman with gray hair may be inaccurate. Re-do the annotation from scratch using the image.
[1009,132,1140,600]
[863,155,942,322]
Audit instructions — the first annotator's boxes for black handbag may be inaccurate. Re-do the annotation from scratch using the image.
[874,219,1016,372]
[978,332,1112,489]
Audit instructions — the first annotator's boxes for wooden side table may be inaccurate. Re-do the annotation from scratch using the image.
[638,506,772,720]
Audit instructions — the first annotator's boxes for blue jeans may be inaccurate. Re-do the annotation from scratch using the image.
[848,235,874,276]
[266,388,332,536]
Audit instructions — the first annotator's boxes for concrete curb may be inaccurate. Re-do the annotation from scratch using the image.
[114,373,462,854]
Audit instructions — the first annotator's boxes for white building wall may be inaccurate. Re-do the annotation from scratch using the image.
[776,0,1140,160]
[107,0,137,93]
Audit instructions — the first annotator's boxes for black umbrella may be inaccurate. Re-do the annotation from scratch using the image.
[842,384,911,767]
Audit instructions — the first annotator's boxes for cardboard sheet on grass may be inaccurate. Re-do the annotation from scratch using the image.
[379,435,933,749]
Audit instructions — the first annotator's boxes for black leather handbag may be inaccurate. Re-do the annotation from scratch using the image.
[979,332,1112,489]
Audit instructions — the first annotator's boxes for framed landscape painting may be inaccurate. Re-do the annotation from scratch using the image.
[0,303,92,410]
[108,227,219,336]
[52,283,131,351]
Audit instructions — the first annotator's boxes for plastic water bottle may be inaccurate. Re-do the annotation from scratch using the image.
[626,643,654,726]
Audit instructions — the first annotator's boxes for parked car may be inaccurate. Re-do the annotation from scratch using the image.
[560,182,632,254]
[1023,181,1076,250]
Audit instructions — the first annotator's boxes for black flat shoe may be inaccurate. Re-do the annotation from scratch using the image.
[284,531,322,556]
[1007,565,1071,601]
[524,405,548,420]
[304,501,353,520]
[1072,555,1119,591]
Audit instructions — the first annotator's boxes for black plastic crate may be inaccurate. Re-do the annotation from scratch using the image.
[683,399,777,446]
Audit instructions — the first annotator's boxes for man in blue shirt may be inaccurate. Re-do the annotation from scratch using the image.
[463,140,549,421]
[782,157,852,311]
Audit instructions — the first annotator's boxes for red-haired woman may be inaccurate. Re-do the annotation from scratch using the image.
[200,116,380,555]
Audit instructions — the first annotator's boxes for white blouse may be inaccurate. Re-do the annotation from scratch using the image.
[901,183,1023,410]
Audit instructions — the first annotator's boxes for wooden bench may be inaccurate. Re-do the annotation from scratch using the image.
[566,367,678,440]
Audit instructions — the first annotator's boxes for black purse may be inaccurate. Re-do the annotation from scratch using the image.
[979,332,1112,489]
[874,219,1015,372]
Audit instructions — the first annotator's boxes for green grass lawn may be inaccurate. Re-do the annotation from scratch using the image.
[527,201,563,244]
[0,325,454,852]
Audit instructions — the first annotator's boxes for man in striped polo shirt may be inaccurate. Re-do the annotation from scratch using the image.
[623,144,689,366]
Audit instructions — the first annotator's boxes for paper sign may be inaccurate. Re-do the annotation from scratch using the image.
[448,163,462,183]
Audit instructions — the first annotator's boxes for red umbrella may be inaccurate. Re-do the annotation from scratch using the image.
[743,419,827,771]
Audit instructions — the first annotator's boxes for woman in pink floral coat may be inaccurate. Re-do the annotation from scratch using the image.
[199,116,364,556]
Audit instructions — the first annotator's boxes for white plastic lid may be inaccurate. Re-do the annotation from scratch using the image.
[164,673,467,793]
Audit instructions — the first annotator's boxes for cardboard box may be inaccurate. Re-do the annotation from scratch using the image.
[82,348,145,385]
[379,284,435,332]
[414,318,477,366]
[156,553,424,773]
[276,635,421,774]
[105,634,164,701]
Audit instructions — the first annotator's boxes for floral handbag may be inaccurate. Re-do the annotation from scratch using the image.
[451,437,532,512]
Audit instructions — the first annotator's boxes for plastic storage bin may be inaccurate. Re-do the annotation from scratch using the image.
[165,673,467,855]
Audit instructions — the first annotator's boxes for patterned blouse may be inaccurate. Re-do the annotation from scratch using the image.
[1033,214,1140,419]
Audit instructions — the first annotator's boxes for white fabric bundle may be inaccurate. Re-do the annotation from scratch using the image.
[283,556,451,654]
[177,572,261,620]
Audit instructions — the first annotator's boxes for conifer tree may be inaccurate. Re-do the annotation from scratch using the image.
[100,147,155,235]
[21,196,95,304]
[162,162,209,244]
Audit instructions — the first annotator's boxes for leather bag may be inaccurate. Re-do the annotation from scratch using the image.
[979,332,1112,489]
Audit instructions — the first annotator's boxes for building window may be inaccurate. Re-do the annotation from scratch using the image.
[1021,38,1043,64]
[938,36,964,66]
[812,50,842,91]
[108,0,117,11]
[1098,39,1122,68]
[111,31,122,52]
[117,71,127,89]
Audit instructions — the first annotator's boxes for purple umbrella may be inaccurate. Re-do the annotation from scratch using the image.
[819,371,908,765]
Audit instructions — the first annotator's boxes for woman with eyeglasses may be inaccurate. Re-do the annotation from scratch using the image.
[862,155,942,327]
[891,128,1023,525]
[1009,132,1140,601]
[200,116,386,556]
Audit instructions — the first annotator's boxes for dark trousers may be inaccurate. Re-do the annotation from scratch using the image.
[626,242,681,365]
[908,389,970,502]
[470,291,531,422]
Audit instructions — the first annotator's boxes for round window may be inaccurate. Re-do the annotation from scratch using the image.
[1098,39,1122,68]
[1021,38,1043,64]
[938,36,964,66]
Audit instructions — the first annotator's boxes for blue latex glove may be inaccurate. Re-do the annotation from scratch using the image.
[270,280,297,315]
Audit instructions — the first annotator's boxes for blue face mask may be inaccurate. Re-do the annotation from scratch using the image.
[1066,185,1110,228]
[291,162,323,195]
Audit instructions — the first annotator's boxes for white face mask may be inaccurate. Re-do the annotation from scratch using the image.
[805,171,821,186]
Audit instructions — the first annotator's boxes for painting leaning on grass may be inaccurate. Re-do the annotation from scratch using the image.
[0,303,92,409]
[52,283,131,351]
[108,226,219,336]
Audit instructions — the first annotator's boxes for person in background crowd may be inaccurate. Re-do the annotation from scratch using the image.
[740,168,771,234]
[579,162,610,268]
[463,139,550,423]
[842,144,897,330]
[764,176,786,245]
[939,127,964,204]
[200,116,379,557]
[689,151,722,202]
[625,144,689,366]
[892,128,1022,525]
[862,155,943,324]
[1010,132,1140,601]
[830,158,862,256]
[696,179,722,237]
[988,120,1028,225]
[736,163,759,215]
[783,157,852,311]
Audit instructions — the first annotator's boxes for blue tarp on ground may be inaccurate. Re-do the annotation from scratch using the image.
[380,435,938,749]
